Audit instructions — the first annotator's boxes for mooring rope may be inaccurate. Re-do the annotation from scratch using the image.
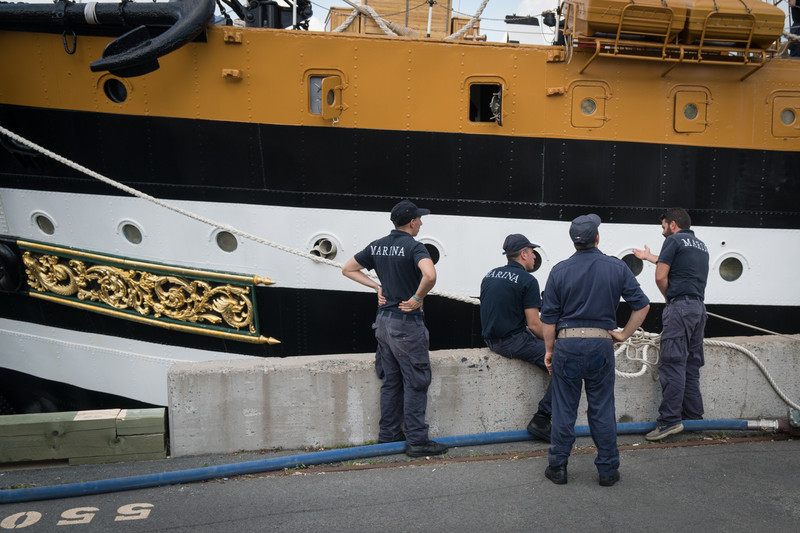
[0,124,477,305]
[614,328,800,410]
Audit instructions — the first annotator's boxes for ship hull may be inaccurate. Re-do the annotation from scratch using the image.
[1,22,798,408]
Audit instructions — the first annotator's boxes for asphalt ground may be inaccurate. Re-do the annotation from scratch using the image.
[1,431,798,532]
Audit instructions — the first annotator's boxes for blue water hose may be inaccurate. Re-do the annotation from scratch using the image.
[0,419,753,503]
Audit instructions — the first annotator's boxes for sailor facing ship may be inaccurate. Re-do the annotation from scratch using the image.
[634,207,710,441]
[342,200,448,458]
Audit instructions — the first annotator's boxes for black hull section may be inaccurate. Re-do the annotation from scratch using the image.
[1,105,798,229]
[0,287,797,358]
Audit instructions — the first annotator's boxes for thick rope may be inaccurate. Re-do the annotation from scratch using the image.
[0,124,475,304]
[445,0,490,40]
[331,9,359,33]
[704,339,800,411]
[614,329,661,378]
[615,329,800,410]
[332,1,401,36]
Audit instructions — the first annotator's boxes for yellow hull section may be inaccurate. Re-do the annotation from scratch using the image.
[1,26,798,151]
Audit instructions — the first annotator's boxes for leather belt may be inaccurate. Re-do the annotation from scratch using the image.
[557,327,612,340]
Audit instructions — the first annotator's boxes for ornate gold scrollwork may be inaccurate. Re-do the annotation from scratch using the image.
[19,241,278,344]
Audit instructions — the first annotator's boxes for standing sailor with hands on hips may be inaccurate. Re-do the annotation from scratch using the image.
[342,199,448,458]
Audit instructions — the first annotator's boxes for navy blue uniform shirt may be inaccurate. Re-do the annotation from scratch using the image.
[480,261,541,340]
[354,229,430,316]
[658,229,709,301]
[541,248,649,330]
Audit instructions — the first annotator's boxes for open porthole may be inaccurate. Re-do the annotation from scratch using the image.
[621,253,644,277]
[309,236,339,260]
[417,237,444,265]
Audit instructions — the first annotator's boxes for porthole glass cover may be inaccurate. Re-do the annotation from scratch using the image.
[216,231,238,252]
[781,109,796,126]
[580,98,596,115]
[684,103,698,120]
[719,257,743,282]
[122,223,142,244]
[34,214,55,235]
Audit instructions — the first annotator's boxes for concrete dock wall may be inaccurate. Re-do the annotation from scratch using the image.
[167,335,800,457]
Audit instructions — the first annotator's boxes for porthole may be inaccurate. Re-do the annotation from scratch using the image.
[781,108,796,126]
[103,78,128,103]
[621,253,643,276]
[216,231,238,253]
[121,223,143,245]
[34,213,55,235]
[719,257,743,282]
[580,98,596,115]
[531,250,542,272]
[683,103,699,120]
[310,237,337,260]
[423,243,441,264]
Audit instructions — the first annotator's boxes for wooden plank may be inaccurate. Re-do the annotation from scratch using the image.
[0,409,119,437]
[116,408,166,436]
[70,450,167,465]
[0,409,166,464]
[0,427,118,462]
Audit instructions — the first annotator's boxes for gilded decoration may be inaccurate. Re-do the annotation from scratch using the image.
[18,242,277,344]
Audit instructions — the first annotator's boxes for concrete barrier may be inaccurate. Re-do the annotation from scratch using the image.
[167,335,800,457]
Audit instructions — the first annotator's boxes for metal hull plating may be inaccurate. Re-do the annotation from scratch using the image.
[1,19,799,407]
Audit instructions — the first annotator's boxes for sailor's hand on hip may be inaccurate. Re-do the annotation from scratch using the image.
[399,295,423,311]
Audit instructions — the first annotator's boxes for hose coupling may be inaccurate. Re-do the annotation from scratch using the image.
[746,419,779,432]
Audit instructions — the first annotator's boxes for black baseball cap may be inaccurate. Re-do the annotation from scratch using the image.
[390,200,430,226]
[502,233,539,255]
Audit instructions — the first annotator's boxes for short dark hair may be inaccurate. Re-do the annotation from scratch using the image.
[573,241,596,250]
[506,250,523,261]
[660,207,691,229]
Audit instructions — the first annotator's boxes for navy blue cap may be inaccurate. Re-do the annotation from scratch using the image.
[390,200,430,226]
[569,214,601,244]
[502,233,539,255]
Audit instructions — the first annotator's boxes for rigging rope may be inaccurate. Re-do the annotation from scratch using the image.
[445,0,489,40]
[0,124,477,305]
[0,124,796,407]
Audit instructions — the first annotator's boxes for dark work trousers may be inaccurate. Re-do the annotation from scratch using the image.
[657,298,707,426]
[373,312,432,445]
[485,328,553,416]
[548,337,618,477]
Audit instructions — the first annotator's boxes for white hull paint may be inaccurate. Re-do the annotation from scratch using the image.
[0,318,253,405]
[2,187,798,307]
